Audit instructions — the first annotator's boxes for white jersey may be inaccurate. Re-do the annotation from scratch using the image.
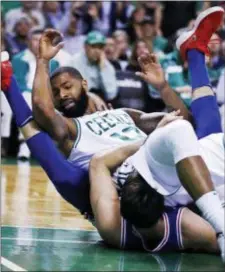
[67,109,146,169]
[118,130,225,207]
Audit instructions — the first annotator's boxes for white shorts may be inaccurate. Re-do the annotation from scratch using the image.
[128,120,224,207]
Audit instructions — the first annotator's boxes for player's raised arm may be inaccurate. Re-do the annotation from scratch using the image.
[136,53,193,122]
[89,141,143,247]
[32,29,73,152]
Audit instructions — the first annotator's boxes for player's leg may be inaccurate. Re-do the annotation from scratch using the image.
[1,55,89,212]
[176,8,223,139]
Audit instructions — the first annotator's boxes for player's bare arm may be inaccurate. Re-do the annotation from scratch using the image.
[136,53,193,122]
[89,137,219,253]
[89,141,144,247]
[32,29,76,156]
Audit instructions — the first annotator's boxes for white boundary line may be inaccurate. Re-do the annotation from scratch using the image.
[2,237,98,244]
[1,224,98,232]
[1,256,27,271]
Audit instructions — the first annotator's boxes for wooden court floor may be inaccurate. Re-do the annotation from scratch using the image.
[1,159,224,271]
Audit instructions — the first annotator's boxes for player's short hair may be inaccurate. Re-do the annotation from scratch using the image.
[120,170,164,228]
[50,67,84,82]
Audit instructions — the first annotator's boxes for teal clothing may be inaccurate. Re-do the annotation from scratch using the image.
[153,36,168,53]
[12,49,59,93]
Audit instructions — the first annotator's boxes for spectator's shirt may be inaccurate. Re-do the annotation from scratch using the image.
[63,35,86,55]
[72,52,118,101]
[153,36,168,53]
[11,49,59,92]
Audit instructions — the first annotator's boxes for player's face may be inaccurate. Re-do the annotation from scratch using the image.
[51,72,88,117]
[85,44,104,63]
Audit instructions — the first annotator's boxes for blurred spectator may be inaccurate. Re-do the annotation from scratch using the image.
[7,16,32,55]
[115,70,151,112]
[63,9,86,55]
[206,33,225,87]
[105,37,122,70]
[4,1,45,34]
[82,1,134,35]
[142,1,163,34]
[11,28,67,160]
[72,31,118,101]
[161,2,197,38]
[112,30,131,70]
[126,39,165,112]
[42,1,65,30]
[161,50,192,107]
[126,39,152,72]
[141,16,168,56]
[83,2,104,34]
[126,4,146,44]
[110,1,135,33]
[1,19,14,56]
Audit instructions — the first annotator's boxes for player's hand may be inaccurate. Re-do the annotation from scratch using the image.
[38,29,64,61]
[136,53,167,90]
[156,110,183,128]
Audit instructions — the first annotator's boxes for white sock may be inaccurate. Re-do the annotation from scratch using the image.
[195,191,225,235]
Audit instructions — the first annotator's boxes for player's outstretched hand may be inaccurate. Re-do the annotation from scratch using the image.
[156,110,183,128]
[38,29,64,61]
[136,53,167,90]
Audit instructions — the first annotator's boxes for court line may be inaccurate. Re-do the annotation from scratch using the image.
[2,224,97,232]
[1,256,27,271]
[2,237,98,244]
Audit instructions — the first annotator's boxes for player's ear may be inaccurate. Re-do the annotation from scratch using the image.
[81,79,88,92]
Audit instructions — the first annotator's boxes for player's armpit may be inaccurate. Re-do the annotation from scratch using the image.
[181,208,219,253]
[124,108,166,134]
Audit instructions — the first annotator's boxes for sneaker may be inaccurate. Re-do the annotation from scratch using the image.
[217,233,225,263]
[1,51,13,91]
[17,141,31,161]
[176,7,224,60]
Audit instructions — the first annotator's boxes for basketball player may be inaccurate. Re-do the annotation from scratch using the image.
[1,7,223,253]
[90,7,225,261]
[1,68,221,254]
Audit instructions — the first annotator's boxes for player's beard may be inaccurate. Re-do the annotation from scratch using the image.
[61,90,88,118]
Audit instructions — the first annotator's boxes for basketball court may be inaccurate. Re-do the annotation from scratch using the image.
[1,159,224,271]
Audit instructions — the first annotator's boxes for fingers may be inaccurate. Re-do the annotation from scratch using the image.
[56,41,65,51]
[107,103,113,110]
[150,53,158,64]
[43,28,64,45]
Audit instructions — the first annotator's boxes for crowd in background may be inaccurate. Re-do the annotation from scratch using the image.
[1,1,225,160]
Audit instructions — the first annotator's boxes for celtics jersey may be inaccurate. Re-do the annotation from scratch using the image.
[67,109,146,169]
